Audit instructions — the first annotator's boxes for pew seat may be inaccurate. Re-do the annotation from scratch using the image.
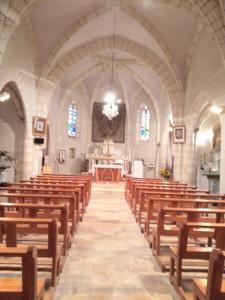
[193,249,225,300]
[0,246,46,300]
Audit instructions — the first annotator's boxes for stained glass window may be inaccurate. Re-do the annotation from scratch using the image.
[140,105,150,141]
[68,103,77,137]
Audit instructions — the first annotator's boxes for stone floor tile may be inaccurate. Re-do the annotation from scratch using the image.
[52,182,179,300]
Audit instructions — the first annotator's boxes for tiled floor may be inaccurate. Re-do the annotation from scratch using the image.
[52,182,180,300]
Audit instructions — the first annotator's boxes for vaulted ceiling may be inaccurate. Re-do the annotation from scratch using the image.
[1,0,224,115]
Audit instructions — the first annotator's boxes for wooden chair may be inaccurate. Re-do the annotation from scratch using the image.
[0,246,46,300]
[193,248,225,300]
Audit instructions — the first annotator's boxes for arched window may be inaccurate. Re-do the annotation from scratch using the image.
[139,104,150,141]
[68,103,77,137]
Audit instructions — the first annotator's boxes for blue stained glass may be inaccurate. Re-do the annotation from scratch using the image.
[140,107,150,141]
[68,104,77,137]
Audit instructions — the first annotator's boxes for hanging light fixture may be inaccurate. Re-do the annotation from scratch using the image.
[0,91,10,102]
[102,0,119,121]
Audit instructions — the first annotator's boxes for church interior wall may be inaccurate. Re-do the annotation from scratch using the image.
[185,27,225,116]
[129,88,157,177]
[1,22,36,111]
[0,1,224,189]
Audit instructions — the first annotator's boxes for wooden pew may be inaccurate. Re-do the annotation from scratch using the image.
[0,187,79,231]
[135,189,213,224]
[127,179,189,206]
[22,178,90,209]
[0,202,70,257]
[193,248,225,300]
[152,207,225,271]
[0,191,77,234]
[38,174,92,202]
[0,217,61,288]
[130,183,200,210]
[10,181,86,216]
[0,246,46,300]
[143,196,225,242]
[125,176,183,201]
[169,222,225,300]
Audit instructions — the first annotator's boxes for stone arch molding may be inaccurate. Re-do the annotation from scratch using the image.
[0,71,34,127]
[39,36,184,118]
[1,0,224,70]
[188,91,212,139]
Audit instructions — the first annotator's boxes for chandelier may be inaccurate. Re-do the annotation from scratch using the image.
[103,92,119,121]
[102,0,120,121]
[0,91,10,102]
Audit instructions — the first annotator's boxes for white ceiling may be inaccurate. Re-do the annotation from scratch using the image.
[12,0,217,106]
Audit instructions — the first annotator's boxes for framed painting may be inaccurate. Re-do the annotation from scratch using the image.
[92,103,126,143]
[32,116,47,136]
[173,125,186,143]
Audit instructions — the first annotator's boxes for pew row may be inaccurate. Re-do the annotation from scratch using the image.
[0,192,77,235]
[4,183,83,221]
[0,246,46,300]
[152,207,225,271]
[37,174,92,201]
[169,222,225,300]
[135,190,216,227]
[143,197,225,245]
[21,178,89,209]
[0,202,71,257]
[0,217,61,289]
[193,248,225,300]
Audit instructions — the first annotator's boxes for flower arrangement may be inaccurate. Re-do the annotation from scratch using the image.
[159,168,171,179]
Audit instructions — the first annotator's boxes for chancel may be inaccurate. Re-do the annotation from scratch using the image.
[88,138,128,181]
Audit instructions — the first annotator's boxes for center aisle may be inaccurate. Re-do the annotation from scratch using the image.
[53,181,179,300]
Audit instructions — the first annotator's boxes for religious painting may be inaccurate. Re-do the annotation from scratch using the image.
[92,103,126,143]
[32,116,47,136]
[173,126,186,143]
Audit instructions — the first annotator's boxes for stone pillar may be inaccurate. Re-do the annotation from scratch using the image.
[219,113,225,193]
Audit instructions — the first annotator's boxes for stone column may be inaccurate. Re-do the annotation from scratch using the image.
[219,113,225,193]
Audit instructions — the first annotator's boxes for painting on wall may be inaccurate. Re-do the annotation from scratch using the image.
[173,125,186,143]
[92,103,126,143]
[32,116,47,136]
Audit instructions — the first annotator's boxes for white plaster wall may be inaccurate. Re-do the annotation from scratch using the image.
[130,89,157,177]
[220,114,225,194]
[1,22,37,115]
[1,21,37,179]
[158,88,172,170]
[56,86,89,174]
[185,27,225,115]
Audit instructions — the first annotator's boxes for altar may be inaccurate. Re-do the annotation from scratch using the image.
[94,165,122,183]
[88,139,129,178]
[88,156,128,176]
